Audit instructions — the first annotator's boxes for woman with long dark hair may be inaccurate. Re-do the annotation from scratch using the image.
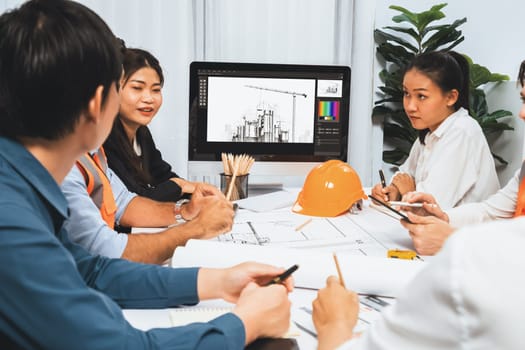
[104,48,222,202]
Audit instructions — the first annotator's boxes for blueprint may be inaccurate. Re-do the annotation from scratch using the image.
[213,202,412,257]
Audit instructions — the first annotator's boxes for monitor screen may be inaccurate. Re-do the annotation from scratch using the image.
[188,61,351,162]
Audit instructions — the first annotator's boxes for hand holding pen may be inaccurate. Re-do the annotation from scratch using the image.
[401,192,448,221]
[266,264,299,286]
[371,169,400,202]
[231,265,293,343]
[207,262,294,304]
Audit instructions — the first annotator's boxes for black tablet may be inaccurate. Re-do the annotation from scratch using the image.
[368,194,411,223]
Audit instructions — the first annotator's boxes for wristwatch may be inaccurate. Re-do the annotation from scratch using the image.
[174,199,190,224]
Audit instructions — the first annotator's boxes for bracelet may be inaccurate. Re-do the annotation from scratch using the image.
[174,199,190,224]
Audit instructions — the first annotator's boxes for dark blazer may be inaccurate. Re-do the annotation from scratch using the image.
[104,126,183,202]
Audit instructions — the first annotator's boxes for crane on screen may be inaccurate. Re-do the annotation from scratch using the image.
[245,84,307,142]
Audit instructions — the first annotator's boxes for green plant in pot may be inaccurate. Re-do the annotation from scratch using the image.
[373,3,513,166]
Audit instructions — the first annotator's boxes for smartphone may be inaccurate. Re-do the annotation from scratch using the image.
[368,194,411,223]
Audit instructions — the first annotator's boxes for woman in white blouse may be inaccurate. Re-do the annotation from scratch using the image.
[396,61,525,256]
[372,51,499,209]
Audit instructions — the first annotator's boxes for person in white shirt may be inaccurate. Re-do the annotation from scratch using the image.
[397,60,525,255]
[313,217,525,350]
[371,51,499,209]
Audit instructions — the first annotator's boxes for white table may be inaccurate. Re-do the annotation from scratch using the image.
[125,197,421,349]
[124,288,318,349]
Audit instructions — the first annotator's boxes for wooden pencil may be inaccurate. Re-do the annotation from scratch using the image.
[333,253,346,288]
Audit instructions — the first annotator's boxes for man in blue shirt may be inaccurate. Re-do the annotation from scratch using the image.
[61,153,234,264]
[0,1,292,348]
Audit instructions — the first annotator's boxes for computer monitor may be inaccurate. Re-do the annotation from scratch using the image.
[188,61,351,186]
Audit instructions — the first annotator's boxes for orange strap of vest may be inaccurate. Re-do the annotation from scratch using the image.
[514,177,525,217]
[76,149,117,229]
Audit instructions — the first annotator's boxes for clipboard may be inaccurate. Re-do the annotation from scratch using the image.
[368,194,411,223]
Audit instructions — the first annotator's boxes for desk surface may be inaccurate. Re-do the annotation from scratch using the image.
[123,288,318,349]
[126,196,418,349]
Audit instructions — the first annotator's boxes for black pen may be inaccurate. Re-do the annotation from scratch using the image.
[379,169,387,188]
[266,264,299,286]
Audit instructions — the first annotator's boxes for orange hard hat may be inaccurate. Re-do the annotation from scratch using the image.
[292,160,367,217]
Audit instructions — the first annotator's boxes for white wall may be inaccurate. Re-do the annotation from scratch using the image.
[2,0,524,187]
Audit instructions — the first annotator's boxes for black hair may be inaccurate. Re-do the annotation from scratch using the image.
[519,60,525,87]
[104,48,164,186]
[0,0,122,140]
[405,50,470,143]
[121,48,164,87]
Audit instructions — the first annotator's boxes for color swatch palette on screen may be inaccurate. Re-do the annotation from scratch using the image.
[318,100,340,121]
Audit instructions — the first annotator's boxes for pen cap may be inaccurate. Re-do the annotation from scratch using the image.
[293,160,367,217]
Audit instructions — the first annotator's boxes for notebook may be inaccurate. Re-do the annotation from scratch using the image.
[169,306,300,338]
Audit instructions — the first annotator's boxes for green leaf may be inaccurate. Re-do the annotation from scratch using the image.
[383,149,409,166]
[376,43,414,67]
[374,29,390,43]
[470,62,510,87]
[372,105,393,117]
[383,26,420,42]
[422,27,464,51]
[379,85,403,96]
[491,152,509,165]
[486,110,513,119]
[372,105,403,119]
[392,111,414,130]
[488,73,510,82]
[439,37,464,52]
[384,122,417,143]
[470,89,488,117]
[422,18,467,38]
[375,29,419,53]
[389,5,418,26]
[390,4,448,32]
[413,8,446,33]
[480,121,514,132]
[375,96,402,105]
[381,70,404,88]
[470,64,493,87]
[492,152,509,165]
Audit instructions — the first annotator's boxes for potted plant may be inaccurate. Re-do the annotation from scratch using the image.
[373,3,513,166]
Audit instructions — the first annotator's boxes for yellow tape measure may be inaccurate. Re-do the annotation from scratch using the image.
[387,249,418,260]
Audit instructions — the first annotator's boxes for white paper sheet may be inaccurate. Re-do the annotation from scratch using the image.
[235,189,300,212]
[172,239,426,297]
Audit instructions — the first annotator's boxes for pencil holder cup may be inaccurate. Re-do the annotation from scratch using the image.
[220,173,249,200]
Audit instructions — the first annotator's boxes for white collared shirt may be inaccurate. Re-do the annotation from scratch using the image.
[339,217,525,350]
[399,107,499,209]
[446,164,521,227]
